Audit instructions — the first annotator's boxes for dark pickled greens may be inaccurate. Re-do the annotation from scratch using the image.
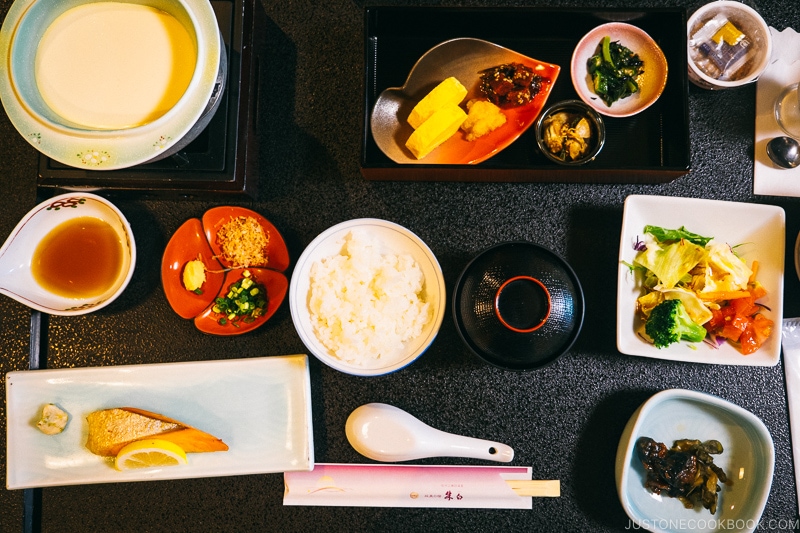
[635,437,730,514]
[587,36,645,106]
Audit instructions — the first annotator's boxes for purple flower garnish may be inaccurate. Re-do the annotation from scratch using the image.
[633,236,646,251]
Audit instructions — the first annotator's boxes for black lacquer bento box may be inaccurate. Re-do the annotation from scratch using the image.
[360,7,691,184]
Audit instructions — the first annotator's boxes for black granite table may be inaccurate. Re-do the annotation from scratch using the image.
[2,0,800,531]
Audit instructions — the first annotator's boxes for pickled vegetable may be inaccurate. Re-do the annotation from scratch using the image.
[635,436,729,514]
[182,258,206,294]
[478,63,546,108]
[541,111,593,162]
[587,36,644,106]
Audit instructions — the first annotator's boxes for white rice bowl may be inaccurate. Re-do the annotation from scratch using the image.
[289,219,445,376]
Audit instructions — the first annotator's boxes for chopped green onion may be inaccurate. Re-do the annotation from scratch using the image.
[213,269,268,326]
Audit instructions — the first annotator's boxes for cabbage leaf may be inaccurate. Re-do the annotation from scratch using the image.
[634,234,706,289]
[698,243,752,293]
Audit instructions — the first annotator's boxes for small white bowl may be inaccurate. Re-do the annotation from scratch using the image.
[571,22,668,118]
[289,219,445,376]
[687,0,772,90]
[534,99,605,166]
[0,193,136,315]
[616,389,774,533]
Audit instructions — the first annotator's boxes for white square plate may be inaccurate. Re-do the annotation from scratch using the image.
[616,195,784,366]
[6,355,314,488]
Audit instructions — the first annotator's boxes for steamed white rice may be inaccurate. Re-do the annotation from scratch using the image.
[308,230,432,365]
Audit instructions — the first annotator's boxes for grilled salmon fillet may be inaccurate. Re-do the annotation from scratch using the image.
[86,407,229,456]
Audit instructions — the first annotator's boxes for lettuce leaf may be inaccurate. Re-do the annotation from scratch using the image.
[643,225,713,246]
[634,234,707,289]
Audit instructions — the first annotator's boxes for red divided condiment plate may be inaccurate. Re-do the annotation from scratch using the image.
[161,206,289,336]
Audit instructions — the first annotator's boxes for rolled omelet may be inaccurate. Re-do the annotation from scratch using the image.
[407,77,467,129]
[405,104,468,159]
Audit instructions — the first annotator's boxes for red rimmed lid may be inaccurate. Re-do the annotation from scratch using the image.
[494,275,551,333]
[452,241,584,371]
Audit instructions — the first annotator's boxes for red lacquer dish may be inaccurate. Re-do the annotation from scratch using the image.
[161,206,289,336]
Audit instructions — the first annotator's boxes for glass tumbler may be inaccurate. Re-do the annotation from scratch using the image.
[775,82,800,138]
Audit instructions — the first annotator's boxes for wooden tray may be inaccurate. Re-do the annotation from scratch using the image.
[360,7,690,183]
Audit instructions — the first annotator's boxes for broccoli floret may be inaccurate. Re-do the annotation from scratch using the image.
[645,299,707,348]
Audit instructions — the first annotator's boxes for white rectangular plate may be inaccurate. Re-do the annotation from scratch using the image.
[616,195,784,366]
[6,355,314,488]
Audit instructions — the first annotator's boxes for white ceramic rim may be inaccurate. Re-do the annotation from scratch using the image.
[0,0,220,170]
[794,230,800,282]
[687,0,773,89]
[0,192,136,315]
[614,389,775,533]
[5,355,314,488]
[289,218,445,377]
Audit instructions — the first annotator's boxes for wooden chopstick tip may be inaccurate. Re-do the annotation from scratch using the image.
[505,479,561,498]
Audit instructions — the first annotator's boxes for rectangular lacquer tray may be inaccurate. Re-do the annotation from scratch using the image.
[361,7,690,183]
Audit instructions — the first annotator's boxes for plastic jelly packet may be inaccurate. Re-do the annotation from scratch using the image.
[689,13,754,81]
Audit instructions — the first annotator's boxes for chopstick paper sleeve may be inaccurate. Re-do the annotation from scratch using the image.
[284,463,558,509]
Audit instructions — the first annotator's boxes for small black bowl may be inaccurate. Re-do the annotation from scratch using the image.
[453,242,584,370]
[535,99,605,166]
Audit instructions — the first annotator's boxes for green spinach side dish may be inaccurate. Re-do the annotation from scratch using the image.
[587,36,645,106]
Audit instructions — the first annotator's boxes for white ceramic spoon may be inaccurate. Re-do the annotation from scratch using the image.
[345,403,514,462]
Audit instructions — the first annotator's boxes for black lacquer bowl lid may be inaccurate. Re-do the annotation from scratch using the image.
[453,242,584,370]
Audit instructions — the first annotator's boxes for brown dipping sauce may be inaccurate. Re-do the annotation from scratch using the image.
[32,217,124,298]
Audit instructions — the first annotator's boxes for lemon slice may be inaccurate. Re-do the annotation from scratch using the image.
[114,438,188,470]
